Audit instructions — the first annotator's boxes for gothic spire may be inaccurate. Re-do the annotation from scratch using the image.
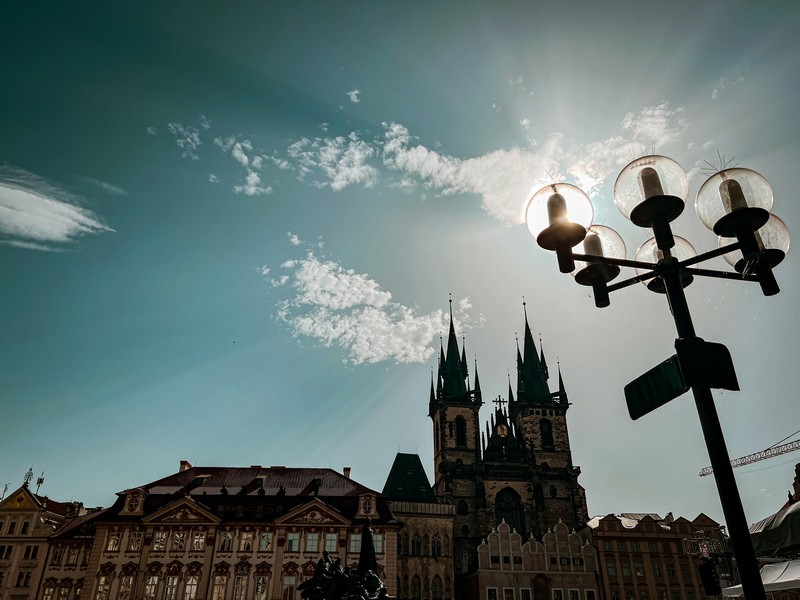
[539,336,549,380]
[473,358,482,394]
[441,297,468,397]
[519,301,551,404]
[558,363,568,404]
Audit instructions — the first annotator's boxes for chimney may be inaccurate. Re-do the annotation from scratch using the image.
[180,460,193,472]
[343,467,351,478]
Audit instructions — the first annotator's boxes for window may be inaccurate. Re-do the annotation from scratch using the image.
[640,592,648,600]
[552,590,564,600]
[626,592,634,600]
[143,576,159,600]
[348,533,361,553]
[212,576,227,600]
[373,533,383,554]
[521,590,532,600]
[239,531,254,552]
[667,563,676,578]
[287,532,300,552]
[680,562,690,578]
[621,562,631,577]
[23,545,39,559]
[618,541,627,551]
[192,531,206,551]
[586,592,597,600]
[129,532,143,551]
[671,592,681,600]
[457,500,469,515]
[411,576,422,600]
[21,521,30,534]
[635,562,644,577]
[234,575,248,600]
[16,571,32,587]
[411,535,422,556]
[127,496,140,512]
[305,533,319,553]
[603,541,612,551]
[631,542,640,552]
[219,531,233,551]
[165,576,180,600]
[662,542,672,553]
[455,417,467,447]
[8,521,16,534]
[540,419,554,450]
[282,576,296,600]
[487,590,498,600]
[325,533,337,553]
[649,542,658,553]
[184,576,199,600]
[93,576,110,600]
[173,532,186,552]
[607,563,617,577]
[66,547,79,566]
[505,589,515,600]
[432,534,442,557]
[118,575,134,600]
[0,518,4,533]
[0,545,12,559]
[255,576,269,600]
[653,562,662,577]
[51,546,64,565]
[153,531,167,551]
[610,591,620,600]
[259,531,273,552]
[105,532,121,552]
[431,576,443,600]
[58,586,70,600]
[44,587,56,600]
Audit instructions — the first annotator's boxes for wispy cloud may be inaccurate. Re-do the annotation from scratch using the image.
[83,176,128,197]
[167,122,202,160]
[712,76,745,100]
[263,246,476,365]
[346,89,361,103]
[0,167,112,251]
[159,103,689,223]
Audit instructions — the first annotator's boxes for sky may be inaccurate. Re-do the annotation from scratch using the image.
[2,1,799,530]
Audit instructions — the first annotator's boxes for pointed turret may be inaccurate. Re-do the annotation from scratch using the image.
[441,300,468,397]
[473,359,482,401]
[557,364,568,404]
[518,302,552,405]
[540,338,549,380]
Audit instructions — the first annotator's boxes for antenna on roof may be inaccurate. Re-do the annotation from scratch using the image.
[35,472,45,494]
[1,483,9,501]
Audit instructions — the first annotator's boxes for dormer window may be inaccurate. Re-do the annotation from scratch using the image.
[127,495,140,512]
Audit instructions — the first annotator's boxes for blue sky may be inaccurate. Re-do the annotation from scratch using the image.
[2,1,799,526]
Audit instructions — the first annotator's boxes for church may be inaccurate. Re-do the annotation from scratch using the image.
[384,303,597,600]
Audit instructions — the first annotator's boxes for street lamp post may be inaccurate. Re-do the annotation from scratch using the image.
[527,155,790,600]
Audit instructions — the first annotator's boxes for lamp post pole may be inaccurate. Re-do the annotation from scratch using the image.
[660,255,765,599]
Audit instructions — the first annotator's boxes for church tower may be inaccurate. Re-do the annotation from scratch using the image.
[509,303,589,530]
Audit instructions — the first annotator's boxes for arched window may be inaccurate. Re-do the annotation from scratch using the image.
[457,500,468,515]
[431,534,442,557]
[540,418,554,450]
[411,535,422,556]
[455,417,467,447]
[460,524,469,537]
[432,576,443,600]
[495,487,525,539]
[461,550,471,574]
[422,534,430,556]
[549,484,557,498]
[411,575,422,600]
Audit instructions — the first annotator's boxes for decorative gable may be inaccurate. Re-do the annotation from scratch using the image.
[143,497,219,525]
[0,487,39,511]
[356,494,378,519]
[275,498,350,526]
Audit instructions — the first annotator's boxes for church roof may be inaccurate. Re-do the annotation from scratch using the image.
[382,453,436,502]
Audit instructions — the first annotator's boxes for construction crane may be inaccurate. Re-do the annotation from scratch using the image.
[699,437,800,477]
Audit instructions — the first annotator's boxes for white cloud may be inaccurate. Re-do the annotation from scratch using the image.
[199,114,212,130]
[287,232,302,246]
[266,250,474,364]
[167,122,202,160]
[145,126,158,136]
[0,167,112,251]
[520,118,531,130]
[233,170,272,196]
[208,174,220,183]
[287,133,379,191]
[257,264,270,277]
[347,89,361,103]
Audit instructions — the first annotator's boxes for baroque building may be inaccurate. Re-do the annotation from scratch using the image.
[70,463,399,600]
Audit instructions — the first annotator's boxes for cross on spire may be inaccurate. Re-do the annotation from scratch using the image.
[493,396,507,410]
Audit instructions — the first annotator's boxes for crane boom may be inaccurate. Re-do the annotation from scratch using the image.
[698,439,800,476]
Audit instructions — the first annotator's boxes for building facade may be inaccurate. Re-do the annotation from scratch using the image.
[0,482,84,600]
[65,464,399,600]
[588,513,727,600]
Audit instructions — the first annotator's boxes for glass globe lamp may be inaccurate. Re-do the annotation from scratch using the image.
[614,155,689,227]
[696,168,772,237]
[573,225,627,308]
[719,213,790,273]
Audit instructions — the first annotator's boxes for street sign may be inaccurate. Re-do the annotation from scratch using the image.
[625,355,689,420]
[675,337,739,391]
